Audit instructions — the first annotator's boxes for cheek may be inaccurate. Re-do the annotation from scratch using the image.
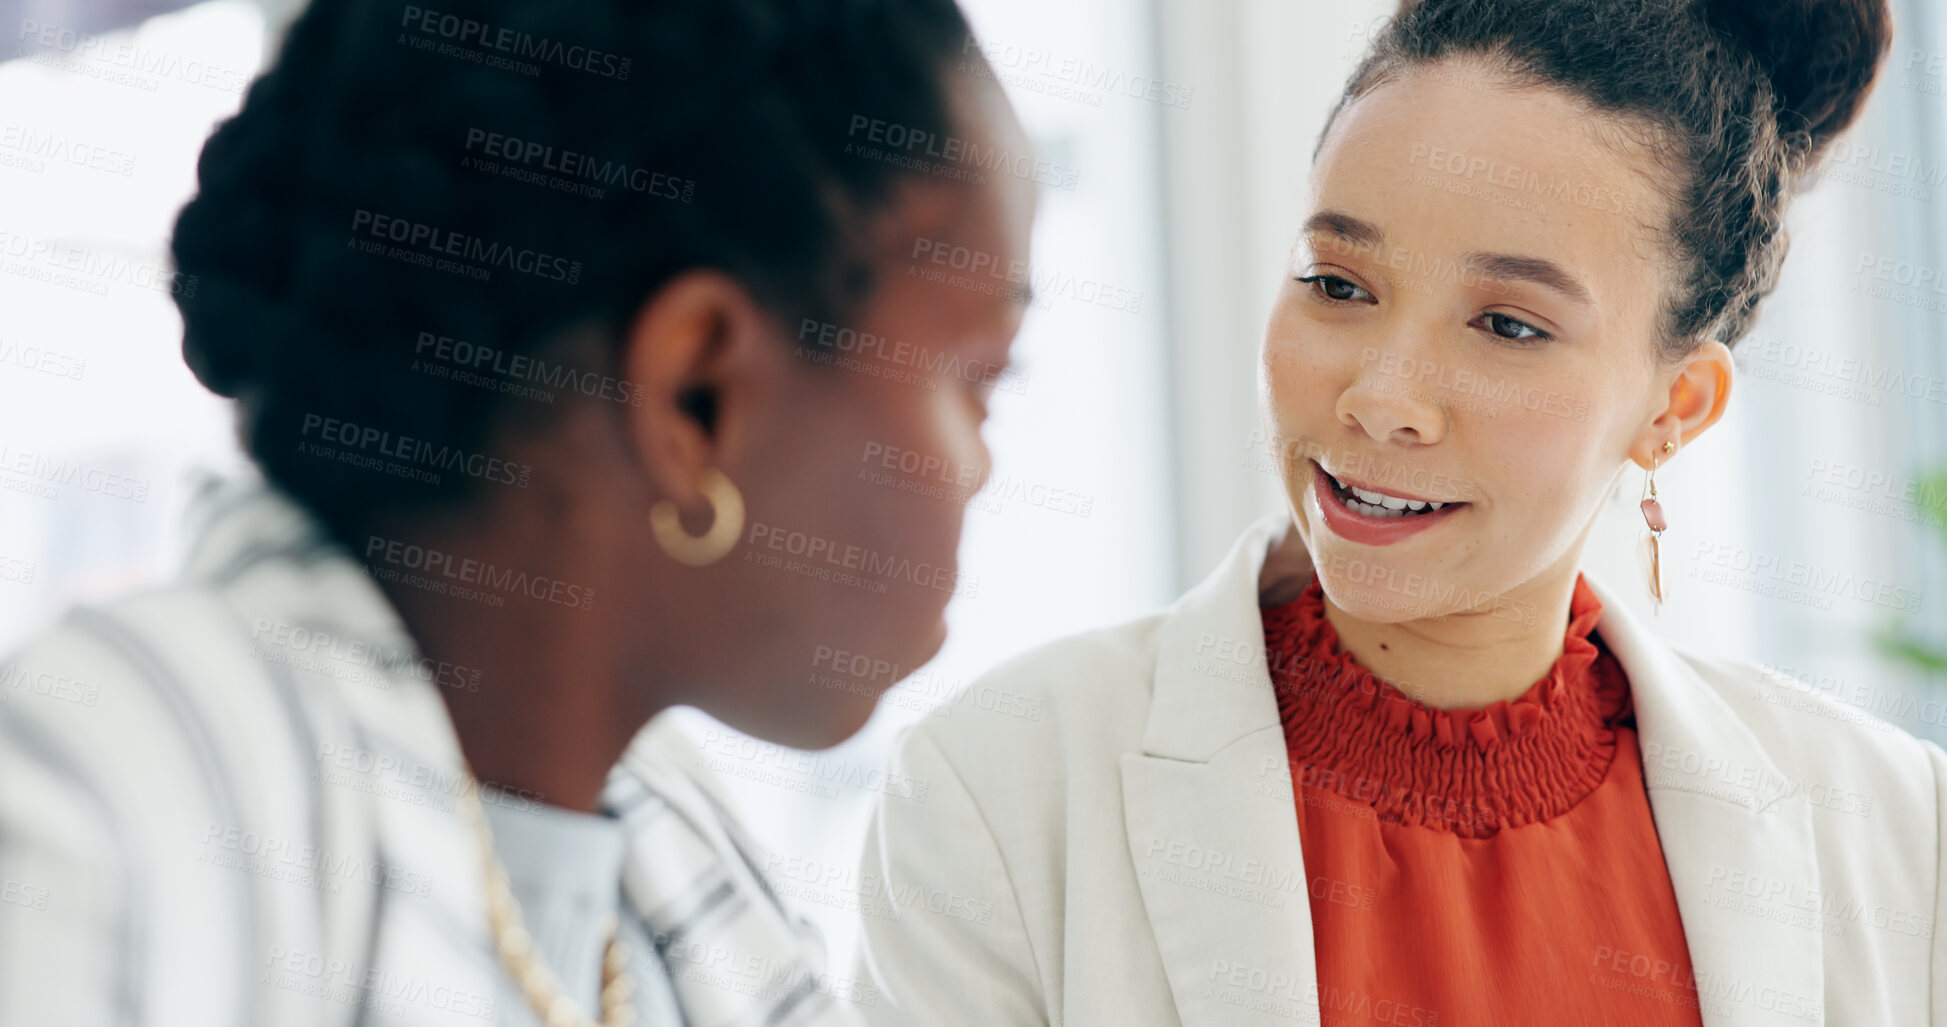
[1480,412,1606,524]
[1263,317,1346,422]
[838,384,980,546]
[1488,361,1612,480]
[740,376,896,540]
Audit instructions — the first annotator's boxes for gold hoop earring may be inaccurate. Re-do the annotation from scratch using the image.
[1639,440,1675,608]
[650,468,745,567]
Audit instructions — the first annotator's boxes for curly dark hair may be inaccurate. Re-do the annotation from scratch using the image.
[171,0,978,542]
[1329,0,1892,359]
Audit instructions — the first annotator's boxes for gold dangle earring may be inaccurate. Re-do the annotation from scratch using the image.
[1639,440,1675,610]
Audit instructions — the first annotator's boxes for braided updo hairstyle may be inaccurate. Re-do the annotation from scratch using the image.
[172,0,976,543]
[1330,0,1892,360]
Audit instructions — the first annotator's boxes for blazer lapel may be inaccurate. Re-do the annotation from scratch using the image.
[1123,513,1323,1026]
[1586,573,1825,1027]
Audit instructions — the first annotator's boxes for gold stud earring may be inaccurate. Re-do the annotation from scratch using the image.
[1639,440,1675,609]
[650,467,745,567]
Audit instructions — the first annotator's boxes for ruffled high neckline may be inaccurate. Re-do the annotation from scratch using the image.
[1263,572,1632,838]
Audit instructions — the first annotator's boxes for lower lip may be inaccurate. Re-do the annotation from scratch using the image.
[1309,460,1463,546]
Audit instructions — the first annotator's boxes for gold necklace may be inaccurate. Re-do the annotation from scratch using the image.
[459,773,638,1027]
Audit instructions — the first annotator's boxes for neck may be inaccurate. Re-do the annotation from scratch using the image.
[1320,566,1581,710]
[362,506,666,814]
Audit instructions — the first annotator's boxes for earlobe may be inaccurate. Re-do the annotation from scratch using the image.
[1629,423,1681,472]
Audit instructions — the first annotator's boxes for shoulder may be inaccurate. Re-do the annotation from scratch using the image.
[0,573,418,892]
[0,585,351,1019]
[1670,645,1941,826]
[4,582,243,731]
[0,581,327,830]
[900,610,1170,782]
[4,578,303,726]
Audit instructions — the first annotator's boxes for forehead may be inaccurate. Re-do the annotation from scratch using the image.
[949,75,1038,271]
[1310,61,1670,310]
[866,78,1038,338]
[854,168,1033,350]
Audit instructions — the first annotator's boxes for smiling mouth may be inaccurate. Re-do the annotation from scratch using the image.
[1317,462,1466,519]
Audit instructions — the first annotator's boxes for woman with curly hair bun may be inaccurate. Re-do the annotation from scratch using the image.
[856,0,1942,1024]
[0,0,1034,1024]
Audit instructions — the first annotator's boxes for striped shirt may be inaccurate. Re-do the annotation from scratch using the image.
[0,472,868,1026]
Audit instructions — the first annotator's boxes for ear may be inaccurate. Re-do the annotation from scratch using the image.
[1631,339,1734,469]
[619,270,773,519]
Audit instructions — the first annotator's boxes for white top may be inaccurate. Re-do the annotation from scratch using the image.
[483,799,683,1025]
[0,472,863,1027]
[853,511,1947,1027]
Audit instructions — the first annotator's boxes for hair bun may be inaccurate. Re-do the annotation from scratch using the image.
[1703,0,1892,156]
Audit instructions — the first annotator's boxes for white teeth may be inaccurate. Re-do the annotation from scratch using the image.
[1326,466,1455,517]
[1348,482,1413,510]
[1341,496,1403,518]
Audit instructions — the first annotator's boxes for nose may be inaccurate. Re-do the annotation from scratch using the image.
[1335,362,1449,446]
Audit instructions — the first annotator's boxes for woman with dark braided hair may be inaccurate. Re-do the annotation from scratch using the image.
[0,0,1033,1023]
[857,0,1946,1024]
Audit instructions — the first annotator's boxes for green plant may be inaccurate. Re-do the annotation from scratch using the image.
[1875,469,1947,676]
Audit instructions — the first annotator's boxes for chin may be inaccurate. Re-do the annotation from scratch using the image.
[918,614,950,664]
[1308,541,1457,623]
[1317,575,1439,624]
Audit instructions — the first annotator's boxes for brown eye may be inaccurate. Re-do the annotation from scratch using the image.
[1477,312,1550,343]
[1295,274,1373,303]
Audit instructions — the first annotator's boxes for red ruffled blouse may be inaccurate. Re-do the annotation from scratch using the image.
[1262,572,1707,1025]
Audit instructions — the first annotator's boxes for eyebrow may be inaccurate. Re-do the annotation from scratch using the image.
[1301,209,1594,308]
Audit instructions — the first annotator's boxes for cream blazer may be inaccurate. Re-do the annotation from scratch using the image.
[853,511,1945,1026]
